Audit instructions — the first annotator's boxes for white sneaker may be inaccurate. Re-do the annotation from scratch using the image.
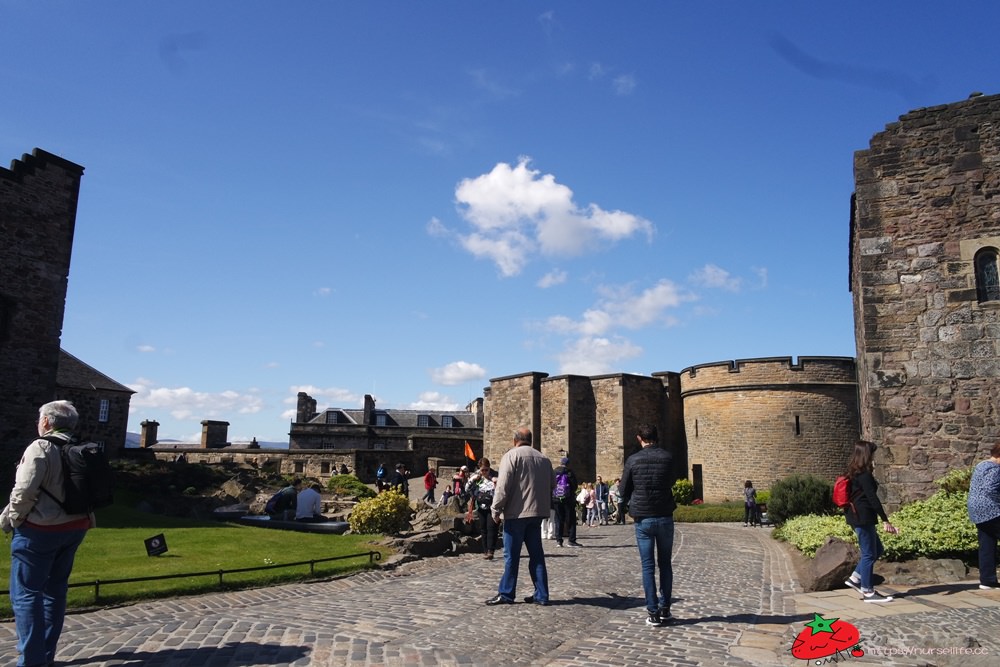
[844,577,862,593]
[862,590,893,603]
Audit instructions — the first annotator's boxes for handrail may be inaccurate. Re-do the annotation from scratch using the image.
[1,550,382,603]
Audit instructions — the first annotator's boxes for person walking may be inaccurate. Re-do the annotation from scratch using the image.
[842,440,898,602]
[486,427,555,606]
[967,442,1000,589]
[620,423,677,627]
[551,457,581,548]
[1,401,93,667]
[422,468,438,506]
[594,476,609,525]
[743,480,758,527]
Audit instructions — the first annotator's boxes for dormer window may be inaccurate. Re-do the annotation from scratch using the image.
[376,413,387,426]
[442,415,454,428]
[417,414,429,427]
[325,411,338,424]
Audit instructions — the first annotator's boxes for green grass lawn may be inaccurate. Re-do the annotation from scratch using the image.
[0,503,392,618]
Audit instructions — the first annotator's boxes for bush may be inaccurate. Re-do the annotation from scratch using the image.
[755,490,770,506]
[327,474,377,499]
[767,474,833,524]
[348,490,412,534]
[672,479,695,505]
[936,467,973,495]
[773,515,856,557]
[880,490,976,560]
[674,502,743,523]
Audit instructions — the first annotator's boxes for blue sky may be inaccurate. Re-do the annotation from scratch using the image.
[4,2,999,443]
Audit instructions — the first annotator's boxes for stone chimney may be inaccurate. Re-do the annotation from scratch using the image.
[140,420,159,448]
[296,392,317,423]
[200,420,230,449]
[363,394,376,425]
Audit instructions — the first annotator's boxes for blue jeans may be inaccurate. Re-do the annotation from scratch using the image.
[497,517,549,603]
[10,524,88,667]
[634,516,674,614]
[976,516,1000,585]
[852,524,884,591]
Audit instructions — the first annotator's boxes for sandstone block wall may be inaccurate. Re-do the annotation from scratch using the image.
[680,357,858,502]
[0,149,84,477]
[853,92,1000,507]
[484,372,546,463]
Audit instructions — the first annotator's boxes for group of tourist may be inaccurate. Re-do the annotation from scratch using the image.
[264,477,330,523]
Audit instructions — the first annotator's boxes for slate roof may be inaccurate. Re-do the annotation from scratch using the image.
[56,349,134,394]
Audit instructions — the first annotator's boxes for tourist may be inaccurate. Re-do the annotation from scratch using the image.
[594,476,609,525]
[620,423,677,626]
[389,463,409,496]
[967,442,1000,589]
[266,478,301,519]
[0,400,92,667]
[552,457,581,548]
[743,480,758,527]
[422,467,438,506]
[466,458,500,560]
[295,482,327,522]
[486,427,554,606]
[842,440,898,602]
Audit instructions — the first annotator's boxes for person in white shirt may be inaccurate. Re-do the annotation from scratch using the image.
[295,483,326,522]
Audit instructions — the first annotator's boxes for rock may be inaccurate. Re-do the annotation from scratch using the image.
[877,557,968,586]
[808,537,860,592]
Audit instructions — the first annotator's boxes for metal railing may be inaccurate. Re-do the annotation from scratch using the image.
[2,550,382,604]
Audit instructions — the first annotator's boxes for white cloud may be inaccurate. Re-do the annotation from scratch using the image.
[753,266,769,288]
[137,345,156,353]
[426,216,448,237]
[613,74,637,95]
[286,385,361,410]
[431,361,487,386]
[314,287,332,297]
[546,279,690,336]
[468,68,519,99]
[556,336,643,376]
[127,378,265,421]
[589,62,608,79]
[689,264,743,292]
[537,269,568,288]
[408,391,461,411]
[454,158,653,276]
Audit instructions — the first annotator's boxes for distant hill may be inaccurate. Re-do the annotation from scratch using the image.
[124,432,289,449]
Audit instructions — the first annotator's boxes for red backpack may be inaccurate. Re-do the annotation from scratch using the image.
[832,476,852,509]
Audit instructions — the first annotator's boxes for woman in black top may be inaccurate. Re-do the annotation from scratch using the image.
[843,440,898,602]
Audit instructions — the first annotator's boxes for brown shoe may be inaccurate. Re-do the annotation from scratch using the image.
[484,552,494,560]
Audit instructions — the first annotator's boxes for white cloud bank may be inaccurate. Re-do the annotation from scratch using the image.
[128,378,265,421]
[452,158,653,276]
[431,361,487,386]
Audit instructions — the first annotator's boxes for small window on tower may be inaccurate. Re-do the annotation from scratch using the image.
[975,247,1000,303]
[98,399,110,423]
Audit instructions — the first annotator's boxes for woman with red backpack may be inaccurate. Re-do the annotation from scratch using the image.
[842,440,898,603]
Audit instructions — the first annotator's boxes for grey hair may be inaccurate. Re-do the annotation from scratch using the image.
[39,400,79,431]
[513,427,532,445]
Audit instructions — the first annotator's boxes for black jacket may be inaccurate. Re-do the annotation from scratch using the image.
[621,445,677,519]
[844,470,888,527]
[552,465,578,503]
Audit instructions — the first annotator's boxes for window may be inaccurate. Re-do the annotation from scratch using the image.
[98,399,110,423]
[975,248,1000,303]
[794,415,801,436]
[325,411,338,424]
[442,415,454,428]
[321,462,330,474]
[294,461,305,474]
[417,414,429,427]
[376,413,387,426]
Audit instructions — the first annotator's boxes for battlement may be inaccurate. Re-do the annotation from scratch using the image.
[678,356,857,395]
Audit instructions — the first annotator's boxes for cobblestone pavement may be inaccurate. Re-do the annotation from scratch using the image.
[2,522,999,666]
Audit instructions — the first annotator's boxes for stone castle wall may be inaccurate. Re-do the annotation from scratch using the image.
[852,92,1000,507]
[680,357,859,502]
[0,149,84,478]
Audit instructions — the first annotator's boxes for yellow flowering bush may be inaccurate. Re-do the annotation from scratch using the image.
[348,489,412,534]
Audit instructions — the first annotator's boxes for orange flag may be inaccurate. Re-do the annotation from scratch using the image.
[464,441,476,462]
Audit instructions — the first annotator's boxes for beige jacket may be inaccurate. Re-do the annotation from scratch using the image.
[491,444,555,520]
[1,433,93,532]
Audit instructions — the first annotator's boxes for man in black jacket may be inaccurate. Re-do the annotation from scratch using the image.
[620,423,677,626]
[551,457,581,548]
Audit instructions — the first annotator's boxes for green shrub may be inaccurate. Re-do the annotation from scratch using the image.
[672,479,695,505]
[348,490,412,534]
[328,474,377,499]
[935,467,973,495]
[773,515,855,557]
[767,474,833,524]
[880,490,976,560]
[756,490,770,506]
[674,502,743,523]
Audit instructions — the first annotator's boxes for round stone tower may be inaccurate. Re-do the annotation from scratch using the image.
[679,356,858,502]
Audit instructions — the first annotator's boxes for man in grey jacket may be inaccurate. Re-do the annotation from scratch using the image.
[620,423,677,626]
[486,426,555,606]
[1,400,92,667]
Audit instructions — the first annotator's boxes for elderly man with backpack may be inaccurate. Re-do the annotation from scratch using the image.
[1,400,95,667]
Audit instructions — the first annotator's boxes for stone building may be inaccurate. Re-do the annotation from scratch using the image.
[851,91,1000,507]
[0,149,85,478]
[56,349,134,455]
[483,357,859,503]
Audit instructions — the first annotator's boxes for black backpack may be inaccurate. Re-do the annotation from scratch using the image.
[41,435,115,514]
